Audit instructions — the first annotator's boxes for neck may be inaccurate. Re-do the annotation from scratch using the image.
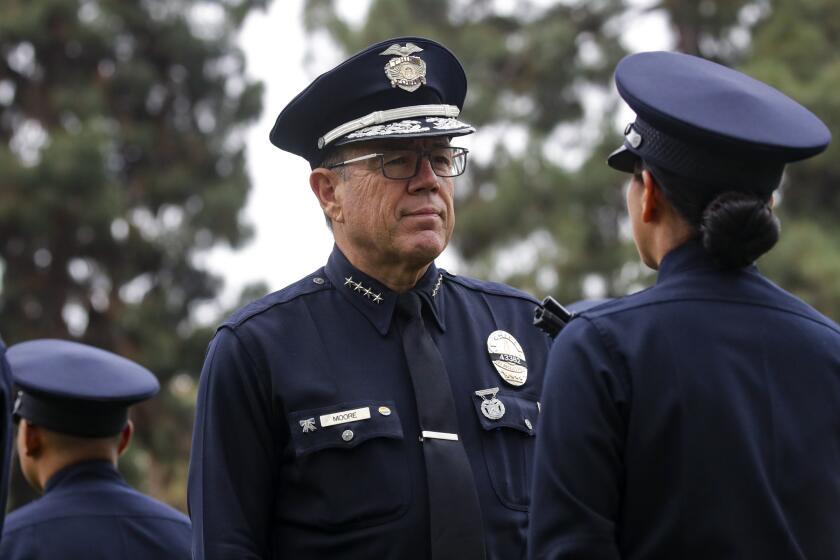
[643,207,696,269]
[36,451,118,493]
[335,240,431,293]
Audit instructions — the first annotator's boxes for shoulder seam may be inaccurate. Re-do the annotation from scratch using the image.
[225,280,332,329]
[589,295,840,335]
[443,272,539,305]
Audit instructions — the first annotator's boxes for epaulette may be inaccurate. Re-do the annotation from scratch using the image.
[441,270,539,305]
[222,269,332,329]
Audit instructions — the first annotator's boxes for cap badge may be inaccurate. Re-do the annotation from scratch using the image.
[475,387,506,420]
[625,124,642,148]
[486,330,528,386]
[381,43,427,93]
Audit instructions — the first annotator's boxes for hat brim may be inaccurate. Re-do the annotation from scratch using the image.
[334,116,475,146]
[606,145,639,173]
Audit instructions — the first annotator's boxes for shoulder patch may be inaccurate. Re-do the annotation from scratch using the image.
[223,269,332,328]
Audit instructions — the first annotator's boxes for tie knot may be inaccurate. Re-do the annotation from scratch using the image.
[395,291,423,319]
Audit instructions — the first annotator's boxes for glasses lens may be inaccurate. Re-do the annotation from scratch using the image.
[380,148,468,179]
[381,151,418,179]
[433,147,467,177]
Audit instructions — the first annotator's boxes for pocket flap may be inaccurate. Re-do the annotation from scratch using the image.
[289,400,403,457]
[471,392,538,436]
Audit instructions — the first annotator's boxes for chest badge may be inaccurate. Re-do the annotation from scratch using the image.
[381,43,427,92]
[486,330,528,387]
[475,387,506,420]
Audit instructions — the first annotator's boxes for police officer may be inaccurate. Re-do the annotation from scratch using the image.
[0,339,192,559]
[188,37,550,559]
[0,338,14,540]
[528,51,839,559]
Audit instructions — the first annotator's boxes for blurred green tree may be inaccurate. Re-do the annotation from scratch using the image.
[305,0,839,320]
[304,0,640,304]
[0,0,268,510]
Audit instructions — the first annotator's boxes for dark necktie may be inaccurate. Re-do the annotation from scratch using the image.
[395,291,486,560]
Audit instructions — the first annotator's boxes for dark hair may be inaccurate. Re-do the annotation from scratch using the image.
[643,161,780,269]
[699,191,780,269]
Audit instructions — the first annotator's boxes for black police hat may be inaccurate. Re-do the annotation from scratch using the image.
[7,339,160,438]
[270,36,475,166]
[608,51,831,194]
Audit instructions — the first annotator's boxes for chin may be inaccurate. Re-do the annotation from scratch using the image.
[401,234,447,264]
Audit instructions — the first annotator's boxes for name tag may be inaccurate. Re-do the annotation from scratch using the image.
[320,406,371,427]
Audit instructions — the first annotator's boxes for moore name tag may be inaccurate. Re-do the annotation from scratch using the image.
[320,406,371,428]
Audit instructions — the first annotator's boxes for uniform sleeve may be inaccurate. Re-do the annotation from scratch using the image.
[0,341,14,540]
[528,318,627,560]
[188,327,280,559]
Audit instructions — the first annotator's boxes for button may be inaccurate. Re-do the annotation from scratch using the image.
[524,418,533,430]
[312,277,325,285]
[341,429,354,442]
[378,406,391,416]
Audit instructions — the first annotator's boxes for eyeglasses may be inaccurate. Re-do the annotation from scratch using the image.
[326,147,469,179]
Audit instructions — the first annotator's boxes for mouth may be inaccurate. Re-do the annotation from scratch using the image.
[402,207,443,219]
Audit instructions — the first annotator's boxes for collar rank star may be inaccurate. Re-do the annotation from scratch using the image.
[486,330,528,387]
[475,387,506,420]
[380,43,427,92]
[344,276,383,304]
[299,417,317,433]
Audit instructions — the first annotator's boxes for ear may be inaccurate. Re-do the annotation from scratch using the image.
[640,169,661,223]
[310,168,345,224]
[22,421,43,457]
[117,420,134,456]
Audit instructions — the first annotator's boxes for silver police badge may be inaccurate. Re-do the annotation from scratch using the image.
[380,43,427,92]
[486,330,528,387]
[475,387,506,420]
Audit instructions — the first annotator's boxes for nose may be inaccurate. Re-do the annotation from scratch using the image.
[407,154,440,193]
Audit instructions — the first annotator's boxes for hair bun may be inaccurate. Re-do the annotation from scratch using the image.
[700,191,780,269]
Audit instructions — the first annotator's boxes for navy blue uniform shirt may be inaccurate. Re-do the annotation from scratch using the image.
[529,240,840,559]
[0,339,13,540]
[188,246,550,559]
[0,460,191,559]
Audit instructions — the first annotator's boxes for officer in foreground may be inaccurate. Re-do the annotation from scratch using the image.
[189,37,549,559]
[0,339,14,540]
[528,51,839,559]
[0,339,191,559]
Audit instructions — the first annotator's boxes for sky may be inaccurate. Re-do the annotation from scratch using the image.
[203,0,671,313]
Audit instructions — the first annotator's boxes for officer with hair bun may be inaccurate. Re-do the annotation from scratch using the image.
[529,51,840,559]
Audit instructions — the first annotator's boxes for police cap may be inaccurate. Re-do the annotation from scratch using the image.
[7,339,160,438]
[608,51,831,194]
[270,36,475,166]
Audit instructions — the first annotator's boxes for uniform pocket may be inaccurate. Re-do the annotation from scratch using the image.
[472,393,539,511]
[283,400,410,528]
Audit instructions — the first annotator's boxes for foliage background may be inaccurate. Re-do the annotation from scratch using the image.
[1,0,837,512]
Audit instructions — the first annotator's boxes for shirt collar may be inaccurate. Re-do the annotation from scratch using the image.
[656,238,757,284]
[44,459,124,494]
[324,245,447,335]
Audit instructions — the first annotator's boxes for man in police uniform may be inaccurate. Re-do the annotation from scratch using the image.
[188,37,550,559]
[529,52,839,559]
[0,339,192,559]
[0,338,14,541]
